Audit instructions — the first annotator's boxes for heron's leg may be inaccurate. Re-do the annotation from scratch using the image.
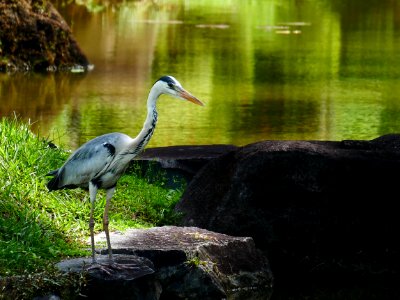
[104,187,116,261]
[89,182,98,263]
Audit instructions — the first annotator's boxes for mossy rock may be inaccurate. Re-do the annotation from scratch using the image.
[0,0,89,72]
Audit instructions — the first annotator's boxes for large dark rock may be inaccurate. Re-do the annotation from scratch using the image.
[175,135,400,285]
[0,0,89,72]
[57,226,273,299]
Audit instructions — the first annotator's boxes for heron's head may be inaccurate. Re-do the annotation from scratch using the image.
[155,75,204,106]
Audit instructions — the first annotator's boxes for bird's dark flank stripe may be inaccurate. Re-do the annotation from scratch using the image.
[103,142,115,156]
[91,177,102,189]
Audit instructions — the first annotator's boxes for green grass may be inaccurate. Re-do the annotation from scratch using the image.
[0,117,184,278]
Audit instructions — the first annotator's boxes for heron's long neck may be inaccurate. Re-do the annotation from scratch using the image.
[129,89,159,155]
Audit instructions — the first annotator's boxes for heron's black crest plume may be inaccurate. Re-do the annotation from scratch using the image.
[158,75,177,85]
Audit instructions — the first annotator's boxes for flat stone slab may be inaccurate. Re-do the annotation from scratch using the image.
[96,226,272,275]
[135,145,238,177]
[95,226,251,251]
[138,145,238,160]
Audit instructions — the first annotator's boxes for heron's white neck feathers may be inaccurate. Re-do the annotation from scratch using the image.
[147,82,163,110]
[122,82,161,157]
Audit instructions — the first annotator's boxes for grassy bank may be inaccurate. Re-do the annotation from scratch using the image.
[0,117,184,277]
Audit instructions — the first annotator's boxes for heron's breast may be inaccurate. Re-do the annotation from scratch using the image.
[94,167,127,189]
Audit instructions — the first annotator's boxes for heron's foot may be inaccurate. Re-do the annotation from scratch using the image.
[83,260,153,280]
[84,261,116,276]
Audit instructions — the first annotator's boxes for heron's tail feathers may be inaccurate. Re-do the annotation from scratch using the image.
[46,169,61,191]
[46,169,58,176]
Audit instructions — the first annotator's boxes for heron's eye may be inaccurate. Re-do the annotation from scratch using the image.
[168,83,174,89]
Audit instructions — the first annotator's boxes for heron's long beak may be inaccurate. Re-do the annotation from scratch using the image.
[179,89,204,106]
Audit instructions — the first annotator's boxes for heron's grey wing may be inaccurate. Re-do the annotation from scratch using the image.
[48,140,116,190]
[46,133,133,191]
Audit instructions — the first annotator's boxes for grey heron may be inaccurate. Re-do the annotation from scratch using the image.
[46,75,203,264]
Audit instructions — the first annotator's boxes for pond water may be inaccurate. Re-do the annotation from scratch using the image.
[1,0,400,150]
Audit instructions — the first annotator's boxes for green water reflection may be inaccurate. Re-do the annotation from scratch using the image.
[1,0,400,149]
